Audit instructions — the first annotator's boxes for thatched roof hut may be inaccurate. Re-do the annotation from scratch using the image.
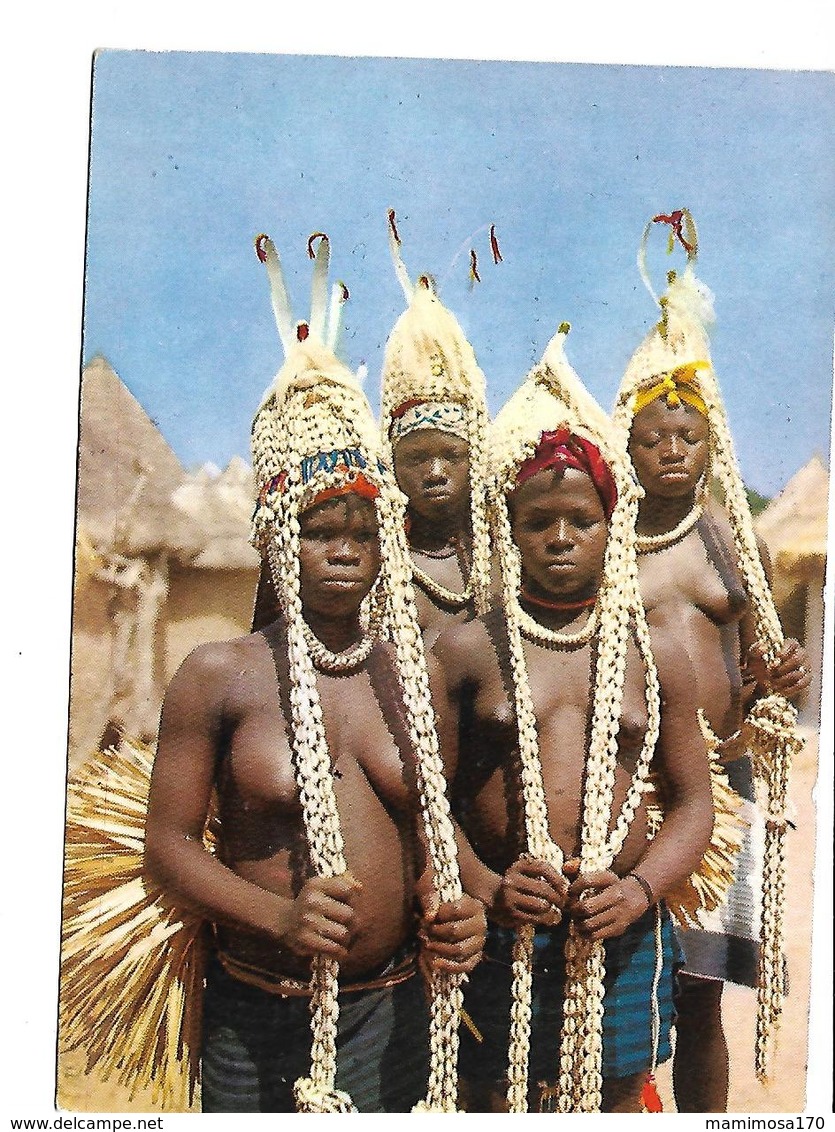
[171,457,259,570]
[755,455,830,724]
[756,455,829,602]
[77,356,198,556]
[69,358,260,772]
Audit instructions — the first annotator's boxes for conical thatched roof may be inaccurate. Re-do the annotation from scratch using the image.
[77,357,261,570]
[77,357,199,555]
[171,458,259,570]
[755,455,830,578]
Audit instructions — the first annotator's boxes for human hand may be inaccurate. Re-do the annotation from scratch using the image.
[282,872,362,960]
[418,892,486,975]
[567,869,651,940]
[493,856,568,928]
[744,639,812,700]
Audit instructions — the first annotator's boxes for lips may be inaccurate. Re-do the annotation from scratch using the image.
[318,576,367,590]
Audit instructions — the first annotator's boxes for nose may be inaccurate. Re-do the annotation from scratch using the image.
[659,435,685,463]
[548,518,574,549]
[329,536,361,564]
[423,457,448,487]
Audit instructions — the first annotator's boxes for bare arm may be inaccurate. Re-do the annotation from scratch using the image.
[145,642,359,959]
[739,534,812,703]
[428,635,503,910]
[633,633,715,898]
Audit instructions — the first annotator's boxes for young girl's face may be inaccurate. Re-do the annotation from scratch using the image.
[510,466,608,602]
[628,398,710,501]
[393,428,471,524]
[297,494,381,618]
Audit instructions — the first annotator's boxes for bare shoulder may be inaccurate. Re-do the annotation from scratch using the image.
[433,615,493,662]
[431,615,496,685]
[167,632,267,698]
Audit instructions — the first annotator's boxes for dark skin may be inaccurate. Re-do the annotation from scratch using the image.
[432,467,714,1112]
[629,398,810,736]
[393,428,475,641]
[628,397,811,1113]
[145,493,485,987]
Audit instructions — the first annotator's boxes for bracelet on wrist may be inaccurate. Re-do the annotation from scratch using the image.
[625,871,655,908]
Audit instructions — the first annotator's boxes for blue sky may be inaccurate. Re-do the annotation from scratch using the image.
[84,53,835,497]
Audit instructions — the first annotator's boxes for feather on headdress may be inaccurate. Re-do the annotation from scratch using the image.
[489,323,659,1113]
[251,230,467,1113]
[379,210,492,615]
[613,210,804,1080]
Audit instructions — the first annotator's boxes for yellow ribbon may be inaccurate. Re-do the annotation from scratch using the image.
[632,361,710,418]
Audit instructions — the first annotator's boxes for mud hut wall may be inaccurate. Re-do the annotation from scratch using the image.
[800,563,825,726]
[163,563,259,684]
[769,565,827,727]
[67,575,120,774]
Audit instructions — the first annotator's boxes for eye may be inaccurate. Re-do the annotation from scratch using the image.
[523,516,552,533]
[303,525,334,542]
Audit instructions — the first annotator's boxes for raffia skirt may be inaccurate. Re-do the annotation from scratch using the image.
[675,755,765,987]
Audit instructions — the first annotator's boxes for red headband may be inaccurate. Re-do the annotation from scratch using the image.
[310,472,380,507]
[258,468,380,509]
[514,428,618,519]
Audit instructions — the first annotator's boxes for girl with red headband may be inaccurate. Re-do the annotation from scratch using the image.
[431,325,713,1112]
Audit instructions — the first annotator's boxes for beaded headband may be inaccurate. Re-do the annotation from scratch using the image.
[388,399,469,443]
[380,209,493,615]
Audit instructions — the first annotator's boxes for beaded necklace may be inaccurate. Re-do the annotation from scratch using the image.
[410,536,473,610]
[635,501,702,553]
[299,617,376,674]
[520,589,597,611]
[515,598,599,649]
